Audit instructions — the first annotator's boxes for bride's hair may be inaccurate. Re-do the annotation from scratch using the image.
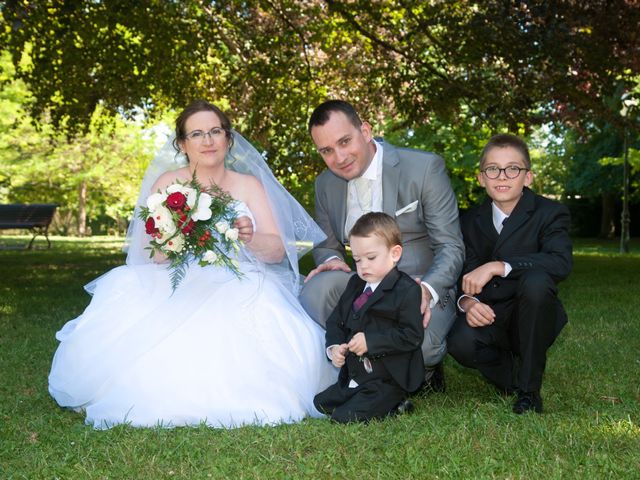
[172,100,234,152]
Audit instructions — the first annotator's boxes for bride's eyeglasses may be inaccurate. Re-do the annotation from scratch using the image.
[185,127,227,142]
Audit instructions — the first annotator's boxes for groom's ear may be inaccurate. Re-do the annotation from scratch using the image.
[360,121,373,142]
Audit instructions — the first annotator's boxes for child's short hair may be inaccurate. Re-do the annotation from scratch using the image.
[349,212,402,248]
[480,134,531,169]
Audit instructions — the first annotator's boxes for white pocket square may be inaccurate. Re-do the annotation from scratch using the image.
[395,200,419,216]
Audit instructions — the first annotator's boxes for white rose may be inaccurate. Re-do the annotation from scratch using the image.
[153,205,176,234]
[202,250,218,264]
[215,221,229,234]
[147,192,165,211]
[163,233,185,252]
[188,192,213,221]
[225,228,239,242]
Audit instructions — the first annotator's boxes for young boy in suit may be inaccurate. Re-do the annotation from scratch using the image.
[313,212,424,423]
[447,134,572,414]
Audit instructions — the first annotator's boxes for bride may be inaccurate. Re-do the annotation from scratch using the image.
[48,100,337,429]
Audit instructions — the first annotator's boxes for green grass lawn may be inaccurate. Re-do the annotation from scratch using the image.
[1,235,639,479]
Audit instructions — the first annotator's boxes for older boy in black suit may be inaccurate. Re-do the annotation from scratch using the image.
[313,212,424,423]
[448,134,572,414]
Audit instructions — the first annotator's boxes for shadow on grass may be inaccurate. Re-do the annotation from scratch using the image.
[1,235,639,478]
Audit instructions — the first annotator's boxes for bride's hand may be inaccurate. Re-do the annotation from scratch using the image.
[152,251,170,264]
[234,216,254,244]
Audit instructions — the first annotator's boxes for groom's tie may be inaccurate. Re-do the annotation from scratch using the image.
[353,176,373,214]
[345,176,373,235]
[353,286,373,312]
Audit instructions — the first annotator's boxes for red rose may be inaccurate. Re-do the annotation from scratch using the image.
[166,192,187,210]
[145,217,158,234]
[181,219,196,235]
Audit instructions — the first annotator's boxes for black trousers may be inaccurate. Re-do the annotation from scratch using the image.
[447,270,565,393]
[314,355,405,423]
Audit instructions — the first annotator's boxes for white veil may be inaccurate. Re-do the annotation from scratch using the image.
[122,130,325,295]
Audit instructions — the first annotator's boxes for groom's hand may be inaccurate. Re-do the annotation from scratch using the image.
[415,279,433,329]
[304,258,351,282]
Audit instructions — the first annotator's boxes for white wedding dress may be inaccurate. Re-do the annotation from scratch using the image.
[49,202,337,429]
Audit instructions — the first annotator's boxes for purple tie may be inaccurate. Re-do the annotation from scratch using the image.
[353,286,373,312]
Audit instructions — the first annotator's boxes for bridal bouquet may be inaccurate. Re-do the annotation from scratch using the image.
[139,174,243,291]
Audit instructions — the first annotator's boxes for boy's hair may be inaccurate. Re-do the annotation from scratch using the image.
[349,212,402,248]
[308,100,363,133]
[480,134,531,169]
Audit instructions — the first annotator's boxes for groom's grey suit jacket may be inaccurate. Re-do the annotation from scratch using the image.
[313,139,465,305]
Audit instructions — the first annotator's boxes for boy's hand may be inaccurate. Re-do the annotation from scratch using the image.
[465,301,496,327]
[347,332,368,356]
[462,261,505,295]
[329,344,348,368]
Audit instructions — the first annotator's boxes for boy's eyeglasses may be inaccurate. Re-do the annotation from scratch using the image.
[481,166,529,179]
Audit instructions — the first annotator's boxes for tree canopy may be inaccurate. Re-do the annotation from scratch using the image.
[1,1,639,235]
[3,1,639,135]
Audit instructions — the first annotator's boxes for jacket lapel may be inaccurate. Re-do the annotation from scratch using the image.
[474,198,498,243]
[357,267,401,317]
[326,173,349,244]
[495,187,535,251]
[380,140,400,216]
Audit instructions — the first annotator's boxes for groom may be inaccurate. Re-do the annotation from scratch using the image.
[299,100,464,392]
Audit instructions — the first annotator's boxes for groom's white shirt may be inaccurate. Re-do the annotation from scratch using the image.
[344,139,384,238]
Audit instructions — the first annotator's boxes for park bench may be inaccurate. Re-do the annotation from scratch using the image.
[0,203,57,249]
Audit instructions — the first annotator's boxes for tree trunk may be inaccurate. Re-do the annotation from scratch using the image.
[599,192,616,239]
[78,181,87,236]
[620,130,631,253]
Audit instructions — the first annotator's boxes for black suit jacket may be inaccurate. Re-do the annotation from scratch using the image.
[326,267,425,392]
[460,187,572,329]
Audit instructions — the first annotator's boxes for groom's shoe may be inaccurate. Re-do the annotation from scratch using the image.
[420,361,446,394]
[512,391,543,414]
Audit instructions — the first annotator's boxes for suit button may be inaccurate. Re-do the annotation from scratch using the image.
[492,282,498,288]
